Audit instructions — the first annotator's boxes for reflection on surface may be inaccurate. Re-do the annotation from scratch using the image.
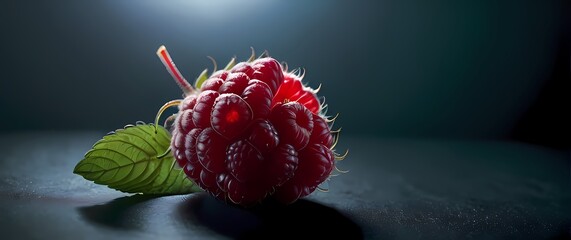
[178,193,363,239]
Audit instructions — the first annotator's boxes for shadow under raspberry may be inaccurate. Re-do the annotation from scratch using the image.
[76,192,362,239]
[77,194,161,230]
[177,193,363,239]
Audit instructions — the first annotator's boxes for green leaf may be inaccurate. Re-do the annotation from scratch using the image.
[223,57,237,70]
[73,123,202,195]
[194,68,209,89]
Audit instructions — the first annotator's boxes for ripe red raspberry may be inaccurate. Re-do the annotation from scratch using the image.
[269,102,314,150]
[155,46,346,206]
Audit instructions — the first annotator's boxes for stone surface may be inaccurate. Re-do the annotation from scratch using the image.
[0,132,569,239]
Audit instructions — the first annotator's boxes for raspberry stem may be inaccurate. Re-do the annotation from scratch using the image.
[335,149,349,160]
[330,127,342,149]
[247,47,256,62]
[334,165,349,173]
[154,99,182,133]
[156,148,172,159]
[207,56,217,73]
[156,45,195,96]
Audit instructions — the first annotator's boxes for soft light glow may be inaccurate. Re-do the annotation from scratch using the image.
[156,0,275,22]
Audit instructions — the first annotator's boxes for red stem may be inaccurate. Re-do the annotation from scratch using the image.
[156,45,195,95]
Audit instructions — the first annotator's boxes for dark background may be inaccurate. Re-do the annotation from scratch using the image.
[0,2,570,239]
[0,0,569,149]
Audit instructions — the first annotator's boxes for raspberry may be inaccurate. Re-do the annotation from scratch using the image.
[226,175,268,205]
[226,140,264,183]
[179,96,197,113]
[242,80,272,119]
[296,144,335,186]
[156,46,345,206]
[269,102,314,150]
[192,90,219,128]
[272,72,321,114]
[309,113,334,148]
[265,143,298,187]
[251,58,284,94]
[218,72,249,95]
[247,119,279,155]
[210,70,229,80]
[196,128,228,173]
[183,163,200,184]
[199,169,222,197]
[273,144,334,204]
[183,128,202,164]
[230,62,255,77]
[211,93,253,139]
[176,110,194,134]
[200,77,224,92]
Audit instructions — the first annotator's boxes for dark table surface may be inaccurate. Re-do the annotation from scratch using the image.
[0,132,569,239]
